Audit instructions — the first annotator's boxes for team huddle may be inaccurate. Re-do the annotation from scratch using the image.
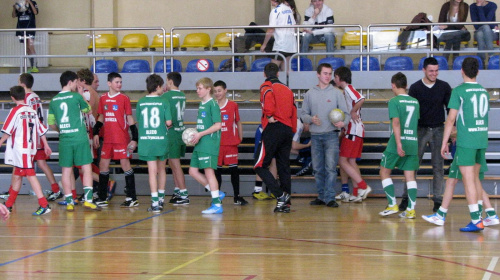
[0,56,498,231]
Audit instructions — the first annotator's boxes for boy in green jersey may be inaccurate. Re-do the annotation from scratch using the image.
[188,78,223,214]
[441,57,490,232]
[48,71,101,212]
[379,72,420,219]
[137,74,172,213]
[162,72,189,205]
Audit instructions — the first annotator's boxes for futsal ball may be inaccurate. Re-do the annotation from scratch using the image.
[182,128,198,146]
[328,108,345,124]
[15,0,28,13]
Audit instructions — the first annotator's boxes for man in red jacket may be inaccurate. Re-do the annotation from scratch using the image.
[254,63,297,213]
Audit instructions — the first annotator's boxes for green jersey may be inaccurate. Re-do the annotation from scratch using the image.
[448,82,489,149]
[386,94,420,155]
[162,90,186,131]
[48,91,90,144]
[193,98,221,156]
[136,95,172,157]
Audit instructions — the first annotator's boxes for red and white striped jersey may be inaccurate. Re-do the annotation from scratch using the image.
[343,84,365,138]
[24,91,44,149]
[1,104,48,168]
[219,99,241,146]
[83,89,96,158]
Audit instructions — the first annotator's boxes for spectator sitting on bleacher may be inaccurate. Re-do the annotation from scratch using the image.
[300,0,335,56]
[470,0,498,65]
[437,0,471,62]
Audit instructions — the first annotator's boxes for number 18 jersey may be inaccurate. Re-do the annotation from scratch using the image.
[136,95,171,157]
[448,82,489,149]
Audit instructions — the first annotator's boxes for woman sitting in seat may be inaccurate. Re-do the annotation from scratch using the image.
[437,0,471,62]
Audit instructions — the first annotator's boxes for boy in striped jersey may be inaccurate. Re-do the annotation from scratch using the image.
[1,85,52,215]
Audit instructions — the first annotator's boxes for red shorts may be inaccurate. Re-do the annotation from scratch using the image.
[74,163,100,174]
[14,167,36,177]
[100,143,130,160]
[340,136,363,159]
[218,145,239,166]
[33,149,49,161]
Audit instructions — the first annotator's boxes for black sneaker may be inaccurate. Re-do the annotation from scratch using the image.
[309,198,325,205]
[173,196,190,205]
[120,198,139,208]
[398,197,409,211]
[274,193,291,213]
[234,196,248,205]
[94,198,109,208]
[294,162,313,176]
[159,199,164,210]
[326,200,339,207]
[169,193,181,204]
[46,191,63,201]
[433,201,442,213]
[147,204,161,213]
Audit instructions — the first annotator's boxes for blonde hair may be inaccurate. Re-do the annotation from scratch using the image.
[196,77,214,95]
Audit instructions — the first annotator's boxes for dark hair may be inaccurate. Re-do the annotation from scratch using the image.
[334,66,352,84]
[146,74,164,93]
[423,57,439,69]
[316,63,333,74]
[462,57,479,79]
[264,63,279,78]
[60,71,79,88]
[77,68,94,86]
[19,73,34,89]
[166,71,182,87]
[391,72,407,89]
[107,72,122,82]
[10,85,25,101]
[214,80,227,89]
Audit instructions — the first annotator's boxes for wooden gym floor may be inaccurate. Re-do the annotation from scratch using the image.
[0,195,499,279]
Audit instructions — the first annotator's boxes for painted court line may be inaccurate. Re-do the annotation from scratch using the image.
[482,257,499,280]
[149,248,219,280]
[0,210,175,267]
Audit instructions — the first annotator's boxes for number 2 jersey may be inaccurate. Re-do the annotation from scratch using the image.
[136,95,171,157]
[386,94,420,155]
[2,104,47,168]
[219,99,241,146]
[48,91,90,144]
[98,92,132,145]
[448,82,489,149]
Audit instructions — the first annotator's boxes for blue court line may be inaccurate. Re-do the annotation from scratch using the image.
[0,209,175,267]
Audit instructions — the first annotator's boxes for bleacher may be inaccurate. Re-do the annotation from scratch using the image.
[1,23,500,198]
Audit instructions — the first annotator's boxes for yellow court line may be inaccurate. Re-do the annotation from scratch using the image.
[149,248,220,280]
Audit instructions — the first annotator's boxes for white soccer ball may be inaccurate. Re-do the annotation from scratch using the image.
[15,0,28,13]
[182,128,198,146]
[328,108,345,124]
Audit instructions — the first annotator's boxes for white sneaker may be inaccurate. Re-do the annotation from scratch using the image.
[359,186,372,200]
[421,213,445,226]
[335,191,350,202]
[349,195,362,203]
[484,215,500,227]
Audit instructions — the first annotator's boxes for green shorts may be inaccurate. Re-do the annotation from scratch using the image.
[455,146,487,167]
[380,150,419,171]
[190,151,218,170]
[59,141,93,167]
[168,131,186,159]
[139,154,168,162]
[448,157,486,180]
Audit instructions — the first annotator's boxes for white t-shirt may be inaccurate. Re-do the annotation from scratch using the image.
[269,3,297,53]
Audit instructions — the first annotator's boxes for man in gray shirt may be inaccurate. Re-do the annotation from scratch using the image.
[301,63,350,207]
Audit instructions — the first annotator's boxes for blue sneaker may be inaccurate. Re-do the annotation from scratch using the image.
[58,199,79,206]
[32,206,51,216]
[219,191,226,201]
[202,204,223,214]
[460,220,484,232]
[422,213,445,226]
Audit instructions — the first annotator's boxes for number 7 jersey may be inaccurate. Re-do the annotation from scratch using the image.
[448,82,489,149]
[387,94,420,155]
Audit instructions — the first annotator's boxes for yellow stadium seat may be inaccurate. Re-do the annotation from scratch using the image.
[212,33,233,50]
[340,31,367,48]
[149,34,180,50]
[118,33,149,51]
[87,34,118,51]
[181,33,211,51]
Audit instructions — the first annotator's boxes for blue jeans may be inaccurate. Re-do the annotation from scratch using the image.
[311,132,339,204]
[474,25,494,63]
[301,32,336,56]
